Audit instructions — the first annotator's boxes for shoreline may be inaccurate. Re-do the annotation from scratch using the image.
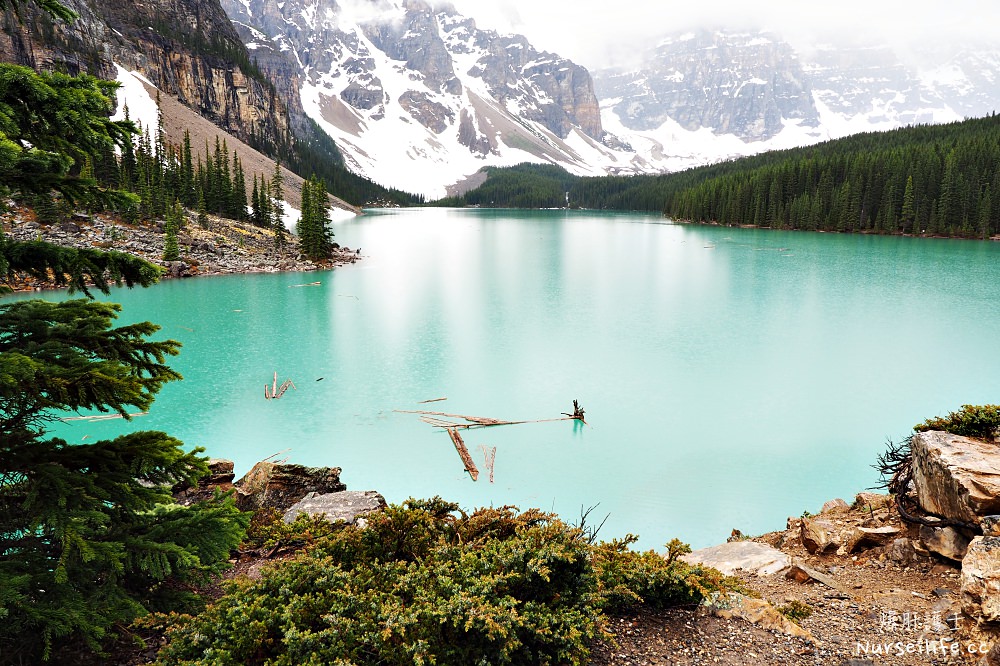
[2,203,362,292]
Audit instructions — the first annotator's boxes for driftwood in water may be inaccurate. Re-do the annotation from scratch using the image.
[560,399,587,425]
[447,427,479,481]
[264,371,297,399]
[396,409,577,430]
[480,445,496,483]
[418,397,448,404]
[61,411,147,422]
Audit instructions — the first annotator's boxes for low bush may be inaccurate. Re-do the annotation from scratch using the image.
[155,498,730,665]
[914,404,1000,441]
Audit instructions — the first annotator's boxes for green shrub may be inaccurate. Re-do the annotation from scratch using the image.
[242,507,344,551]
[777,599,813,622]
[914,404,1000,441]
[155,499,731,666]
[590,537,730,613]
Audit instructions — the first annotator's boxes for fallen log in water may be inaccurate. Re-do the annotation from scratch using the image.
[60,412,148,422]
[397,409,577,430]
[447,427,479,481]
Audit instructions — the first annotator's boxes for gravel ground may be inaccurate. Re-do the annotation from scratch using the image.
[589,498,990,666]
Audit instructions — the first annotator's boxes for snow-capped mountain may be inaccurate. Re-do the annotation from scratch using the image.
[592,30,1000,173]
[222,0,653,198]
[220,0,1000,198]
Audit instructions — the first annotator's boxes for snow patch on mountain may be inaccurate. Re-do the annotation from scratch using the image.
[111,64,159,136]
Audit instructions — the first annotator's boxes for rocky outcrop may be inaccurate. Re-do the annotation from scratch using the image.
[284,490,387,525]
[911,431,1000,523]
[173,458,236,506]
[234,461,346,513]
[0,0,293,152]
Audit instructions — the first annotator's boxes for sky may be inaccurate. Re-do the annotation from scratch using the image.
[444,0,1000,70]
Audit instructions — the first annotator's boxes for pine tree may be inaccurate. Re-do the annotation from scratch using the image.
[231,154,247,221]
[297,176,313,248]
[180,130,195,206]
[0,217,244,661]
[270,161,286,247]
[250,175,261,227]
[162,200,181,261]
[196,185,209,229]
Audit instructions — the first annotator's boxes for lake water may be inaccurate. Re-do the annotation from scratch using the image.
[19,208,1000,550]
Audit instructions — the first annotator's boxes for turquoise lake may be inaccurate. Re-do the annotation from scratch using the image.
[18,208,1000,551]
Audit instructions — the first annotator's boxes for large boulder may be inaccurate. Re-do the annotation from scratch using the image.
[961,536,1000,622]
[840,526,901,554]
[284,490,387,525]
[800,517,838,554]
[681,541,790,576]
[235,461,346,512]
[920,525,972,562]
[911,431,1000,523]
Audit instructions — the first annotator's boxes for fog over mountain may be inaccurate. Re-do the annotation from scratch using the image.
[446,0,1000,72]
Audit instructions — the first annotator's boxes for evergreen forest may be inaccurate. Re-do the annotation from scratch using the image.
[435,114,1000,239]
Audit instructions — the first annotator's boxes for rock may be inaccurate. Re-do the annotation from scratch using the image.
[982,515,1000,537]
[165,260,190,278]
[979,640,1000,666]
[962,536,1000,622]
[235,461,347,512]
[681,541,791,576]
[702,592,815,642]
[920,525,972,561]
[800,517,838,554]
[840,526,901,554]
[785,558,853,596]
[172,458,236,506]
[853,492,892,510]
[821,498,850,513]
[886,537,918,565]
[283,490,387,525]
[58,221,80,234]
[911,431,1000,523]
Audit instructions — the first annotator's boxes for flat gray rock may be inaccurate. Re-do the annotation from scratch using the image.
[681,541,791,576]
[283,490,387,525]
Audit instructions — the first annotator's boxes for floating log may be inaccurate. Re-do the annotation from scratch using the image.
[447,427,478,481]
[289,281,322,287]
[418,397,448,404]
[396,409,577,430]
[60,412,147,422]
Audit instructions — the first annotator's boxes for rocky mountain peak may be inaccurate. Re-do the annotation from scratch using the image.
[221,0,617,197]
[596,29,819,142]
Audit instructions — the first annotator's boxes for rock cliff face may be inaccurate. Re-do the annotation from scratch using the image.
[220,0,624,198]
[596,30,819,143]
[0,0,292,151]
